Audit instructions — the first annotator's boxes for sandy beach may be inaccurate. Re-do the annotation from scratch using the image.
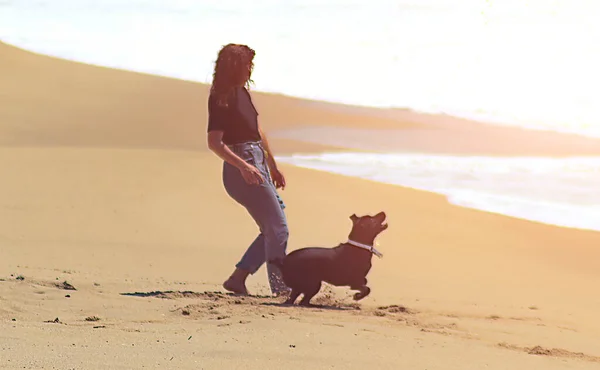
[1,41,600,369]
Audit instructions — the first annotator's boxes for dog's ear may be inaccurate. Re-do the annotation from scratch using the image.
[350,214,358,222]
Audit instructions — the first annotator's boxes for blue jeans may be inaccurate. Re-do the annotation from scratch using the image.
[223,141,289,294]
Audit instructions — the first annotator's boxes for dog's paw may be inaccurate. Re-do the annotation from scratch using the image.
[353,286,370,301]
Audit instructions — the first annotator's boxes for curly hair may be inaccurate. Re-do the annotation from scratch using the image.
[210,43,256,107]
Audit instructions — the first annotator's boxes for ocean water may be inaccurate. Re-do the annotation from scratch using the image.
[276,153,600,231]
[2,0,600,231]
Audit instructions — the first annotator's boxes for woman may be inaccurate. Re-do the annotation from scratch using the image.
[206,43,290,297]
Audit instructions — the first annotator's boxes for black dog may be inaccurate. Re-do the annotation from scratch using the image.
[271,212,388,306]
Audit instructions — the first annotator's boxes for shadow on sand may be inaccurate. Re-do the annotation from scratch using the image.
[120,289,361,311]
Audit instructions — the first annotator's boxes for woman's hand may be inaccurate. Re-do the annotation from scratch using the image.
[240,163,265,185]
[271,168,286,190]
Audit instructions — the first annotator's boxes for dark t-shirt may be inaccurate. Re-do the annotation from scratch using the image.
[207,87,261,145]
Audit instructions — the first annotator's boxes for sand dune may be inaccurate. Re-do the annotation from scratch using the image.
[1,41,600,369]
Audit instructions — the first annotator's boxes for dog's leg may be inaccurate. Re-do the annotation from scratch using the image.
[350,279,371,301]
[299,281,322,307]
[284,289,301,305]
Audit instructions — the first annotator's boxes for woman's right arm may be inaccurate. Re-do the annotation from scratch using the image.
[207,94,264,184]
[207,131,265,185]
[206,95,248,169]
[207,130,251,169]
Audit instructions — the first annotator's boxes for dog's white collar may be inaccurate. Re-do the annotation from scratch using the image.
[347,239,383,258]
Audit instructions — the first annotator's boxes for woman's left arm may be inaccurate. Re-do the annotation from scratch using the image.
[259,126,277,169]
[259,125,286,189]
